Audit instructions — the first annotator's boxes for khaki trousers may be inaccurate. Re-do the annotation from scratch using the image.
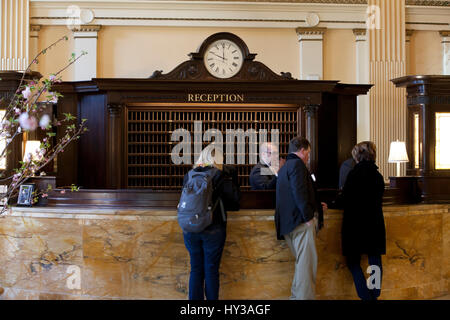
[283,219,318,300]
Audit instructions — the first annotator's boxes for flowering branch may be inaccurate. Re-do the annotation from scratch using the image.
[0,35,89,214]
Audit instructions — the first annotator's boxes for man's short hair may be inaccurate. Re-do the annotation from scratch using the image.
[351,141,377,163]
[288,136,311,153]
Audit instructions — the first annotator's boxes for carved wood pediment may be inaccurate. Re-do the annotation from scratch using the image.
[149,32,294,81]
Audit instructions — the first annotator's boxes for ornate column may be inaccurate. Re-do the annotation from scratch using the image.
[0,0,30,70]
[71,25,101,81]
[303,104,319,173]
[296,28,326,80]
[440,31,450,75]
[29,24,41,70]
[368,0,407,179]
[353,28,370,142]
[107,103,124,189]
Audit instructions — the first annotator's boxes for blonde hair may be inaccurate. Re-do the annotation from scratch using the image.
[194,144,223,171]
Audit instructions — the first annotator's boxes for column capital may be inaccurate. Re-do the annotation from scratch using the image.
[30,25,41,32]
[107,103,124,116]
[406,29,414,42]
[439,30,450,42]
[353,28,367,42]
[302,104,320,117]
[406,29,414,37]
[353,28,367,37]
[296,27,326,35]
[296,27,326,41]
[70,25,101,33]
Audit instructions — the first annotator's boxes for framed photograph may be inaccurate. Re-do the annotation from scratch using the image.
[17,184,35,206]
[0,184,7,206]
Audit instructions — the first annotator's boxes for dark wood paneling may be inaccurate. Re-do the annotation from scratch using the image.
[48,33,373,207]
[78,94,107,189]
[389,176,421,204]
[46,188,401,209]
[392,75,450,203]
[55,93,79,187]
[317,93,338,189]
[337,94,357,169]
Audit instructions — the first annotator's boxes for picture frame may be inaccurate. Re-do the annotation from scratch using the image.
[0,184,7,206]
[17,184,35,206]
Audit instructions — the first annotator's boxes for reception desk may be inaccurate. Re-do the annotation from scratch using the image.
[0,204,448,300]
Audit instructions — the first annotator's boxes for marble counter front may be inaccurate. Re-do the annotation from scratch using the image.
[0,204,448,300]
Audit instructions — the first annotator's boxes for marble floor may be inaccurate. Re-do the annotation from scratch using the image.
[0,286,448,300]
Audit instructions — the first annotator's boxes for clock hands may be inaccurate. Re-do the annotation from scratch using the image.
[222,43,225,61]
[205,40,242,78]
[209,52,227,61]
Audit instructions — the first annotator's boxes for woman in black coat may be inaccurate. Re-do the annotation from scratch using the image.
[342,141,386,300]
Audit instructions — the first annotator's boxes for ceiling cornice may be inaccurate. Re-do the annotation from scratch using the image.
[29,0,450,30]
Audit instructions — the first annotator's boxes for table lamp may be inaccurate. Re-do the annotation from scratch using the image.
[388,140,409,177]
[23,140,42,165]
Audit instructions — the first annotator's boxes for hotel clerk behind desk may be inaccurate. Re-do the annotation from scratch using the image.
[249,142,286,190]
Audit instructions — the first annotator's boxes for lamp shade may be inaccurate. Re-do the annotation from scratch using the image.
[23,140,42,161]
[388,140,409,163]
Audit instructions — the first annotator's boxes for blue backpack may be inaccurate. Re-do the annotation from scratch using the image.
[177,168,223,233]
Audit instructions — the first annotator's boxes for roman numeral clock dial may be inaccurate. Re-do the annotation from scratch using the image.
[204,39,244,79]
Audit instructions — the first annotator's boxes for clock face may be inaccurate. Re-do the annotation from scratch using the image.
[204,39,244,79]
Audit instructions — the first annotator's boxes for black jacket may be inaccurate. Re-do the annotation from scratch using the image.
[275,153,323,240]
[249,163,277,190]
[341,160,386,256]
[182,165,240,228]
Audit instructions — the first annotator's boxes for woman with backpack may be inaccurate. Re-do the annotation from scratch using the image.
[179,145,240,300]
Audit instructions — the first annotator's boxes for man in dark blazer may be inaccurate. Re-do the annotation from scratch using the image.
[275,136,325,300]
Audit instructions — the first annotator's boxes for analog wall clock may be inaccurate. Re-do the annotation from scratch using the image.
[204,39,244,79]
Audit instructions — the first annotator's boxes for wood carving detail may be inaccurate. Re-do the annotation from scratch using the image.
[150,59,293,81]
[149,32,294,81]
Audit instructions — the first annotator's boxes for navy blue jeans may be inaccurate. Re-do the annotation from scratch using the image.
[183,224,226,300]
[346,255,383,300]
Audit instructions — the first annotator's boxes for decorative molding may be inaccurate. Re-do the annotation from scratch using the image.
[29,1,450,30]
[188,1,368,3]
[30,24,42,32]
[406,0,449,6]
[303,104,320,116]
[406,29,414,44]
[407,95,450,106]
[150,31,294,81]
[440,30,450,37]
[70,25,101,33]
[28,0,450,5]
[107,103,124,116]
[296,27,327,35]
[352,28,367,36]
